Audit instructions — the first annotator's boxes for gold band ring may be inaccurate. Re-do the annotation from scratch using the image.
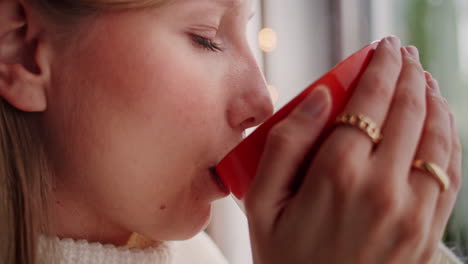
[335,113,383,144]
[412,160,450,192]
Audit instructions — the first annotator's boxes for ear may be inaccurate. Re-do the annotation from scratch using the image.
[0,0,49,112]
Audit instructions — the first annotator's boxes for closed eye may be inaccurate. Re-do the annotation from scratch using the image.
[191,34,223,52]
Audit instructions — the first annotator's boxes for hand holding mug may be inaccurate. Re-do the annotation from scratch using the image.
[242,37,462,263]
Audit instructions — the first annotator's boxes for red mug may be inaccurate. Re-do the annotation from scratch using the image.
[216,42,380,200]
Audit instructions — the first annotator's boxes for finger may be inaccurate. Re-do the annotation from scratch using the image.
[410,75,451,204]
[375,46,427,178]
[328,36,402,157]
[424,111,463,261]
[406,75,452,256]
[245,86,332,226]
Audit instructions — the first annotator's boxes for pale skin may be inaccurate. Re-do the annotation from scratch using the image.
[0,0,462,263]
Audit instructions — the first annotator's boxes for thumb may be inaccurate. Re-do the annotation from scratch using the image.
[245,85,332,226]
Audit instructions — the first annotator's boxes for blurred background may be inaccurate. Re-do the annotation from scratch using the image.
[207,0,468,263]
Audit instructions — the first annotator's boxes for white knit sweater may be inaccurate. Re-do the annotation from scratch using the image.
[37,232,461,264]
[37,232,229,264]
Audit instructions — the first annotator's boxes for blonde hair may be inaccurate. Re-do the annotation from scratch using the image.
[0,0,169,263]
[30,0,170,24]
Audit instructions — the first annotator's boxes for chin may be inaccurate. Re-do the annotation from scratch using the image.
[176,203,213,240]
[144,199,214,242]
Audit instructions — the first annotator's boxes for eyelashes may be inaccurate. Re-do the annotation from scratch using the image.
[191,34,223,52]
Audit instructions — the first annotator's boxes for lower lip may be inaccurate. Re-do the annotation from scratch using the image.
[209,167,230,196]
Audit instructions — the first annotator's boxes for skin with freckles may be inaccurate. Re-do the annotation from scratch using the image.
[38,0,273,245]
[0,0,462,262]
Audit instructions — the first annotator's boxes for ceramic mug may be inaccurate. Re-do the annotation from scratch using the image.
[216,41,380,203]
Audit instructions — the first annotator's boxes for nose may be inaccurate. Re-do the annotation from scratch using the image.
[226,57,274,131]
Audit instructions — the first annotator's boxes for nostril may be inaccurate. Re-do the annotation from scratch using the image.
[240,117,256,129]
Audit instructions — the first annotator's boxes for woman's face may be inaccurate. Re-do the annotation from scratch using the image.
[43,0,273,244]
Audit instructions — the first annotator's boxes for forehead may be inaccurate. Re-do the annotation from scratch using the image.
[217,0,243,8]
[164,0,253,19]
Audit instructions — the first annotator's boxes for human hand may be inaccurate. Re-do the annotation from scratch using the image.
[245,37,462,264]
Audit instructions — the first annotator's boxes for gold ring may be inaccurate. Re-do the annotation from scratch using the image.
[335,113,383,144]
[412,160,450,192]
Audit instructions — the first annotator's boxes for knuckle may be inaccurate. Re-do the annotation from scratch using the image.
[319,142,364,194]
[267,123,297,150]
[361,71,394,100]
[399,215,425,244]
[395,91,426,114]
[437,96,450,111]
[328,134,364,160]
[425,125,451,154]
[369,188,401,217]
[383,46,402,68]
[267,109,317,149]
[328,140,355,162]
[403,57,424,74]
[430,97,451,117]
[428,93,447,108]
[328,161,361,194]
[449,166,462,193]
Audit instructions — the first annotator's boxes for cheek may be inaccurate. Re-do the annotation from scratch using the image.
[66,12,230,135]
[98,39,219,126]
[46,15,232,239]
[48,25,224,201]
[47,50,220,239]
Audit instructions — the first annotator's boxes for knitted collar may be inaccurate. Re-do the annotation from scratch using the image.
[37,235,171,264]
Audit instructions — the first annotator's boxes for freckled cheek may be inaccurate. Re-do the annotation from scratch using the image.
[72,35,226,156]
[82,28,225,121]
[112,58,222,127]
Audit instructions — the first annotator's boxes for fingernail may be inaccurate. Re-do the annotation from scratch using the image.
[404,46,420,62]
[424,71,432,82]
[424,71,436,92]
[430,78,441,94]
[300,85,330,116]
[384,36,401,50]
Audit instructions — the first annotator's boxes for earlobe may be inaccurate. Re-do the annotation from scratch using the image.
[0,62,47,112]
[0,0,49,112]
